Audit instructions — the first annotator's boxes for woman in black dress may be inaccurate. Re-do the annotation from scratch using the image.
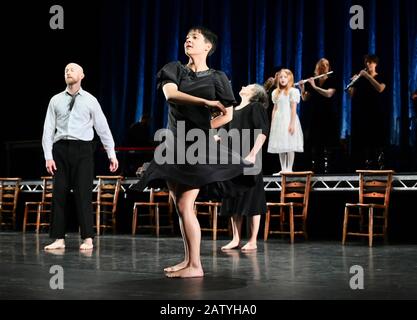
[212,84,269,252]
[136,27,252,278]
[300,58,337,173]
[348,54,387,169]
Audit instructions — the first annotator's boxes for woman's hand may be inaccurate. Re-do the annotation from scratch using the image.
[205,100,227,115]
[307,77,316,88]
[359,69,369,78]
[244,153,256,164]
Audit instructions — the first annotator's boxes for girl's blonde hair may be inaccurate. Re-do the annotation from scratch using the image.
[274,69,294,96]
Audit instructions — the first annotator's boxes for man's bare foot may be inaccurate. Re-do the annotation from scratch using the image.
[241,243,257,252]
[221,240,240,251]
[80,238,94,250]
[44,239,65,250]
[165,266,204,278]
[164,260,188,273]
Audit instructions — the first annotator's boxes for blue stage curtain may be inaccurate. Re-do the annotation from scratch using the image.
[98,0,417,152]
[391,0,401,146]
[317,0,325,59]
[272,0,283,71]
[255,0,267,84]
[220,0,232,78]
[341,0,352,140]
[368,0,376,54]
[407,0,417,147]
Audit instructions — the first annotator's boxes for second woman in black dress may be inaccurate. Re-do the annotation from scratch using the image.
[213,84,269,252]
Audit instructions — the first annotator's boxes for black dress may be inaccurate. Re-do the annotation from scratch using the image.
[220,103,269,217]
[303,77,338,173]
[135,61,254,193]
[304,77,338,149]
[351,74,387,167]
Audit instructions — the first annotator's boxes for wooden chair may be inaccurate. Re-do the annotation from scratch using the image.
[264,171,313,243]
[23,176,53,233]
[0,178,21,230]
[194,201,229,241]
[342,170,394,247]
[93,175,123,235]
[132,188,174,236]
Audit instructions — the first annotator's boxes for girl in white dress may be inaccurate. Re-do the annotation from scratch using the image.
[267,69,304,174]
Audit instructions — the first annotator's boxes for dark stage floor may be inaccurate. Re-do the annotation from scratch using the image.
[0,232,416,300]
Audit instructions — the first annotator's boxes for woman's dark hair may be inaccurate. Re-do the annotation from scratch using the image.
[188,26,218,56]
[249,84,269,109]
[364,54,379,65]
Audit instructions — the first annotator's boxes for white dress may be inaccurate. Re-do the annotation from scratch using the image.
[267,87,304,153]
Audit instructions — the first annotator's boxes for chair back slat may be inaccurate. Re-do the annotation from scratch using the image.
[0,178,21,229]
[94,175,123,235]
[280,172,313,220]
[358,170,394,207]
[284,192,305,199]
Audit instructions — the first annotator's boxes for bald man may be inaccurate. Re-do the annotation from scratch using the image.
[42,63,119,251]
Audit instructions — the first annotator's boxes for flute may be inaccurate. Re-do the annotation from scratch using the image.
[295,71,334,86]
[345,68,367,91]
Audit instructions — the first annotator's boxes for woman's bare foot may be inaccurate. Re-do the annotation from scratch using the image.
[80,238,94,250]
[164,260,189,273]
[44,239,65,250]
[241,242,257,252]
[221,240,240,251]
[165,266,204,278]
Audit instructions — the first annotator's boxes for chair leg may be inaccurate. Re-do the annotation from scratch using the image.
[155,206,160,237]
[342,206,349,245]
[289,206,295,244]
[23,205,28,233]
[36,205,41,234]
[213,206,218,241]
[132,206,137,236]
[368,208,374,247]
[264,210,270,241]
[112,212,116,235]
[96,205,101,236]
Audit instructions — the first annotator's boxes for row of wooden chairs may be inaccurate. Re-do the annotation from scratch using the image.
[0,170,395,246]
[0,176,123,234]
[264,170,394,247]
[131,170,395,247]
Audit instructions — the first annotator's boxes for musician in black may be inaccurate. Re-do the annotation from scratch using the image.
[348,54,387,170]
[300,58,338,173]
[264,65,285,110]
